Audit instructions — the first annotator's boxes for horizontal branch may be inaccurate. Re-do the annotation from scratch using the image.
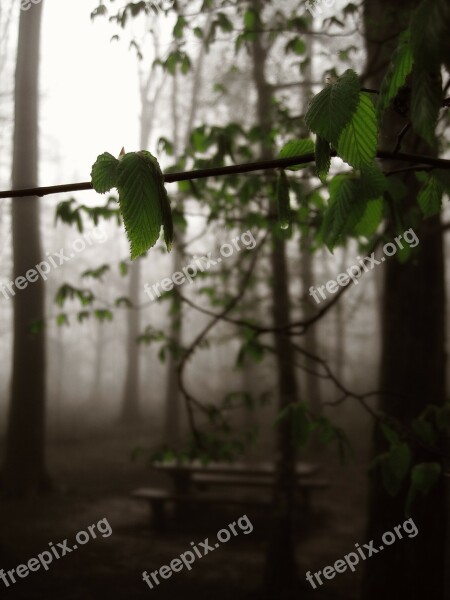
[1,150,450,199]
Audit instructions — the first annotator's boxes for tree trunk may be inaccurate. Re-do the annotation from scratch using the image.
[163,29,209,445]
[300,234,322,416]
[2,3,47,495]
[120,86,154,423]
[362,2,447,598]
[249,2,299,594]
[121,259,142,422]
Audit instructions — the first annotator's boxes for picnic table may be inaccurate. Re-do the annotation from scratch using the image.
[132,460,328,529]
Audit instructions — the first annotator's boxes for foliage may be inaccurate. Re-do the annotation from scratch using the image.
[62,0,450,470]
[91,150,173,258]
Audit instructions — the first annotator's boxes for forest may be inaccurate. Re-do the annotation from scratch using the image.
[0,0,449,599]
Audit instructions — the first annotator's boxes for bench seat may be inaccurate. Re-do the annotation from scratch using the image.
[131,478,329,529]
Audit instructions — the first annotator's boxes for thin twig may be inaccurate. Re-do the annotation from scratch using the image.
[1,151,450,199]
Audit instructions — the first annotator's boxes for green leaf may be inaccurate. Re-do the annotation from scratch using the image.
[315,135,331,183]
[377,30,413,121]
[322,166,387,250]
[81,265,110,281]
[56,313,69,327]
[119,261,129,277]
[276,170,291,230]
[285,38,306,55]
[77,311,90,323]
[380,423,400,446]
[354,164,388,200]
[216,13,233,32]
[411,419,437,446]
[322,176,363,250]
[115,296,133,308]
[305,69,360,146]
[244,8,257,30]
[91,152,120,193]
[409,0,446,145]
[94,309,113,322]
[278,138,314,170]
[173,15,187,39]
[115,150,173,258]
[417,173,444,217]
[380,442,411,497]
[433,169,450,193]
[236,335,265,368]
[355,198,383,237]
[406,462,441,514]
[337,93,378,168]
[410,67,442,146]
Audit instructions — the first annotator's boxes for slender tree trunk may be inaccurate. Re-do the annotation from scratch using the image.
[163,27,210,445]
[300,234,321,416]
[164,267,182,445]
[120,93,154,423]
[164,74,183,445]
[362,3,447,598]
[335,247,347,381]
[121,260,141,422]
[298,30,321,416]
[249,2,299,594]
[2,3,47,495]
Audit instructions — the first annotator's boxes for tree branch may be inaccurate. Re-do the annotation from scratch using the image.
[1,151,450,199]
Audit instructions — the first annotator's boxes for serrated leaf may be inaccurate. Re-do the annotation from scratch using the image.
[91,152,120,193]
[315,135,331,183]
[322,176,363,250]
[322,166,387,250]
[276,170,291,230]
[278,139,314,170]
[377,30,413,121]
[337,93,378,168]
[410,67,442,146]
[305,69,360,146]
[417,174,444,217]
[355,198,383,237]
[355,164,388,199]
[115,151,173,259]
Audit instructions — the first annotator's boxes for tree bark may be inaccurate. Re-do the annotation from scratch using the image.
[2,2,47,495]
[362,2,447,598]
[249,1,299,594]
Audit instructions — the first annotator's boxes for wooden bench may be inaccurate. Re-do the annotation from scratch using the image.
[191,472,328,502]
[131,477,329,529]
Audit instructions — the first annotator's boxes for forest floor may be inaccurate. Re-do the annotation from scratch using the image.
[0,417,370,600]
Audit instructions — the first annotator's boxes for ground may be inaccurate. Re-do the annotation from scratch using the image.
[0,419,369,600]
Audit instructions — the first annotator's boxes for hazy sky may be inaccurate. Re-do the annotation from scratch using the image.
[40,0,141,187]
